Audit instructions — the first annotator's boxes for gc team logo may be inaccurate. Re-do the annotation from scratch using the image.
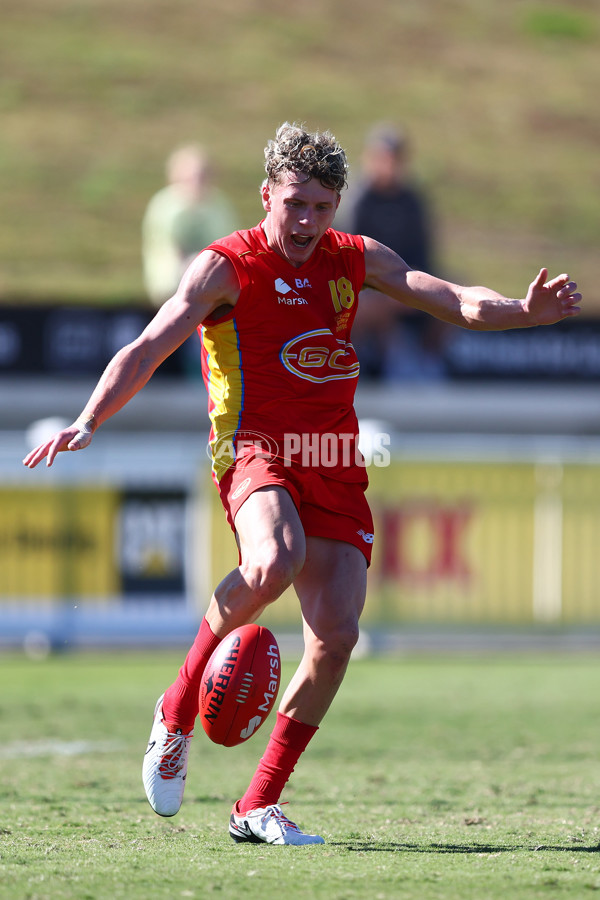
[280,329,360,383]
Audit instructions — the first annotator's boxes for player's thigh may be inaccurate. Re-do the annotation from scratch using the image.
[234,485,306,571]
[294,536,367,639]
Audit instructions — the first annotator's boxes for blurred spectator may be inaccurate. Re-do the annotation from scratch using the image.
[346,123,433,271]
[142,144,239,307]
[343,123,447,381]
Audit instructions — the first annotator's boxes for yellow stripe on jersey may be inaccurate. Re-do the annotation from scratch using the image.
[201,320,244,482]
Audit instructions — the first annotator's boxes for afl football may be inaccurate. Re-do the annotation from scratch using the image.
[199,624,281,747]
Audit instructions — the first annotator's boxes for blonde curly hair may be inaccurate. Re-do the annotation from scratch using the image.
[264,122,348,193]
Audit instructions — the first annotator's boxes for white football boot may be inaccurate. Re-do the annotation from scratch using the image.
[229,804,325,845]
[142,694,193,817]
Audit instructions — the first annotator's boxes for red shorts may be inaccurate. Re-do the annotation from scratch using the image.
[216,450,374,565]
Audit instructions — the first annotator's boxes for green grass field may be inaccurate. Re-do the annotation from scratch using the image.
[2,650,599,899]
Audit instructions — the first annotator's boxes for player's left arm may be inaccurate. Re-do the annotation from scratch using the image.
[362,237,582,330]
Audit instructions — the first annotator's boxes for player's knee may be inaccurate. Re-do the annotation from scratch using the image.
[240,542,304,605]
[313,618,360,669]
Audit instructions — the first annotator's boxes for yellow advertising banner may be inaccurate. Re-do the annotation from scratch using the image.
[561,464,600,623]
[366,460,537,624]
[8,458,600,623]
[0,487,119,601]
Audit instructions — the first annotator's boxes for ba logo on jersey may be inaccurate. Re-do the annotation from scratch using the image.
[275,278,307,306]
[280,329,360,383]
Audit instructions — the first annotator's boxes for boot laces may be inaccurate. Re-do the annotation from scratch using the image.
[264,804,300,833]
[158,729,191,778]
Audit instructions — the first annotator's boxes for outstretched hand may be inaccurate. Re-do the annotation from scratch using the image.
[524,268,582,325]
[23,421,94,469]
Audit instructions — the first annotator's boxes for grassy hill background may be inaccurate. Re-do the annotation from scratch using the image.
[2,0,598,309]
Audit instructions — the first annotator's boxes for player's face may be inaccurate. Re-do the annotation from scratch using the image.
[261,171,340,267]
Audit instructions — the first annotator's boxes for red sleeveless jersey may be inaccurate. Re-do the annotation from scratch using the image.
[200,222,366,483]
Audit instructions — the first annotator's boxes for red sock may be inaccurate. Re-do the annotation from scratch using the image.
[162,617,220,732]
[235,712,318,814]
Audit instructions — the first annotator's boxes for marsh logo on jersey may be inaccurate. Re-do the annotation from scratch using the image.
[280,328,360,383]
[275,278,307,306]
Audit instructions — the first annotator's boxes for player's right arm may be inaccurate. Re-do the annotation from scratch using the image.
[23,250,239,468]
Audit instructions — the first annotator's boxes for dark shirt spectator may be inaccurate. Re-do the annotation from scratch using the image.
[344,124,442,380]
[347,125,432,272]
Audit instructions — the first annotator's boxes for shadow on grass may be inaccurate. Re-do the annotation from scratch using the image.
[332,842,600,854]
